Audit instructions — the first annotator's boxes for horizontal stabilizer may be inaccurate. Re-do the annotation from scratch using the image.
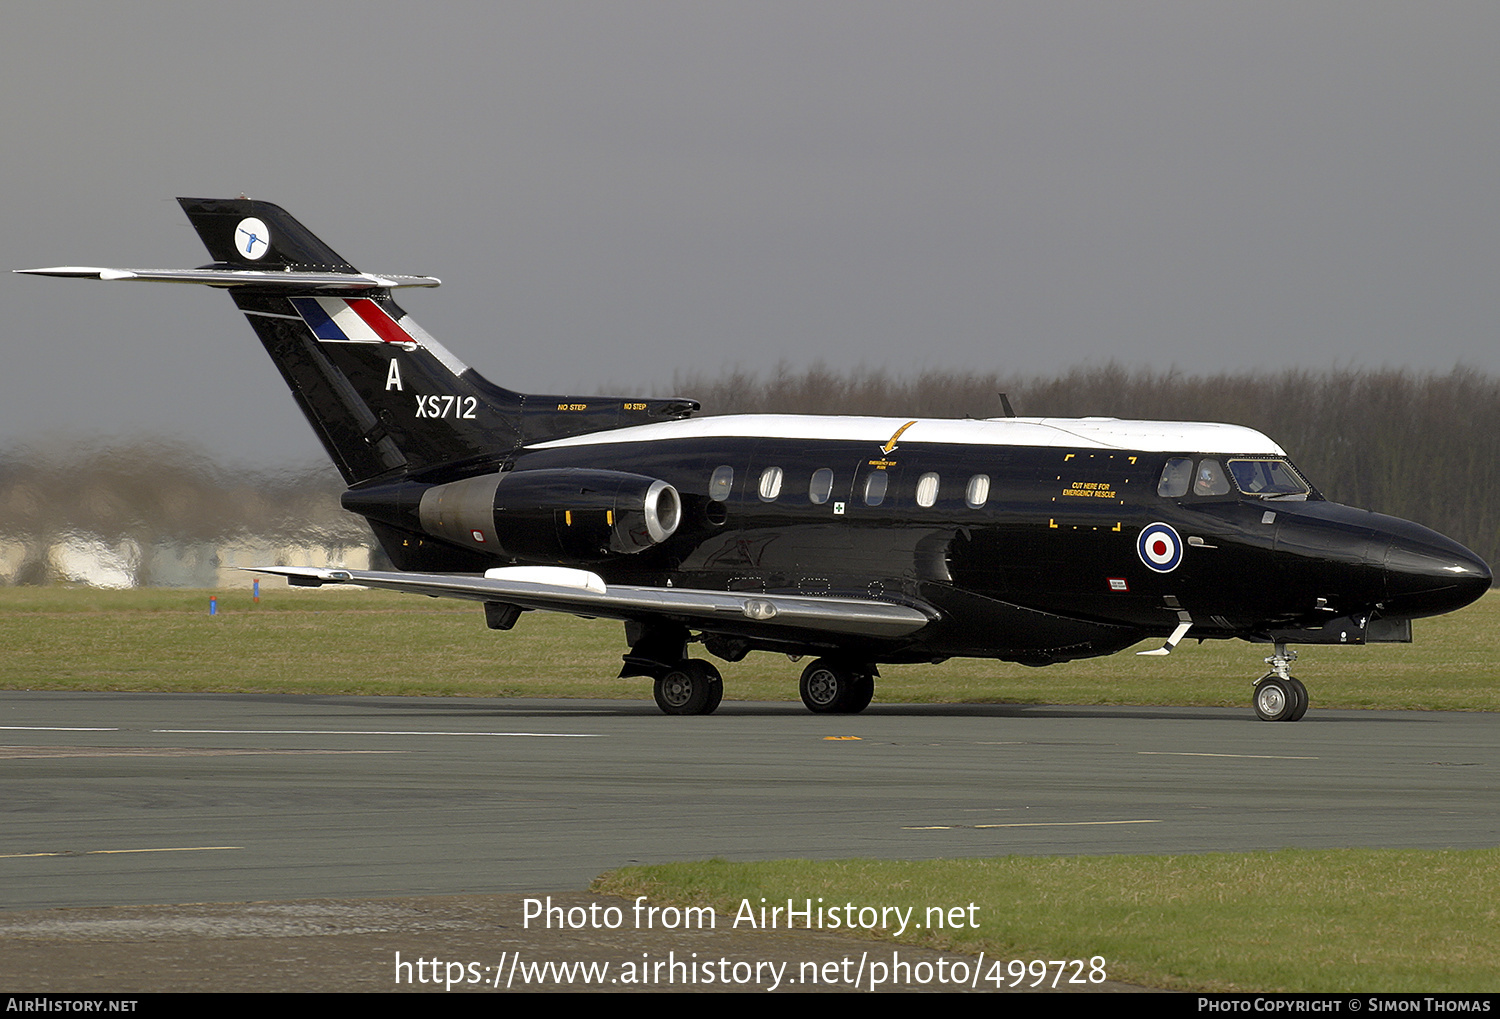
[250,566,935,640]
[15,266,440,289]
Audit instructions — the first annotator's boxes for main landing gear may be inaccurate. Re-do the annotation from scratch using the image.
[623,621,725,716]
[624,621,878,716]
[646,655,878,716]
[652,659,725,716]
[798,658,876,714]
[1252,643,1309,722]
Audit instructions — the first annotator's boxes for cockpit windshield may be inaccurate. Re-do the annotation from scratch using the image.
[1226,459,1309,499]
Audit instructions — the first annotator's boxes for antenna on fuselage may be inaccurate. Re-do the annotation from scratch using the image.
[998,393,1016,417]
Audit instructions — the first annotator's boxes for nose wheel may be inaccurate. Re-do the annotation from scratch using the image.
[1253,644,1309,721]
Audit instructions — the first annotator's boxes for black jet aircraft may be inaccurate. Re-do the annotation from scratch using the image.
[20,198,1492,721]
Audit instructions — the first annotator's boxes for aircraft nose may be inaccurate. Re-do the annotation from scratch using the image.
[1380,519,1492,619]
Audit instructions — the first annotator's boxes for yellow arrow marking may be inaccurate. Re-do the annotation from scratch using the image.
[882,420,917,454]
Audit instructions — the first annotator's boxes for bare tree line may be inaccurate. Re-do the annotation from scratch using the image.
[673,363,1500,565]
[2,365,1495,582]
[0,437,365,586]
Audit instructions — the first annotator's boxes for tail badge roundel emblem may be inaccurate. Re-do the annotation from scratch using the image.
[1137,522,1183,573]
[235,218,271,260]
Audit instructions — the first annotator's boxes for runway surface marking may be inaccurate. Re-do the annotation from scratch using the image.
[1137,751,1319,760]
[0,726,119,732]
[153,728,604,738]
[0,745,399,759]
[1,846,243,859]
[905,820,1164,830]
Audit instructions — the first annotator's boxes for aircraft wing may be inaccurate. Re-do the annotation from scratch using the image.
[252,565,936,640]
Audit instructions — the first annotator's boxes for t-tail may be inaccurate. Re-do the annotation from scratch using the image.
[18,197,698,489]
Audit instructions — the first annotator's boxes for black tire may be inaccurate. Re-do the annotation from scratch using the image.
[799,658,849,713]
[1253,676,1296,722]
[702,665,725,714]
[1287,677,1309,721]
[653,660,723,715]
[842,674,875,714]
[800,658,871,714]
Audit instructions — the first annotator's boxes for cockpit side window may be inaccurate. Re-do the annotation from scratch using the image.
[1227,459,1309,499]
[1194,458,1231,497]
[1157,458,1193,498]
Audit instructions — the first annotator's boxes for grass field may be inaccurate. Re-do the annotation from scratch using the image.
[593,851,1500,992]
[2,583,1495,991]
[1,583,1496,711]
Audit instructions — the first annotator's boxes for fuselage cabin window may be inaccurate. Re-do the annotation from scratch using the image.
[915,472,940,508]
[758,466,784,502]
[709,465,734,502]
[809,468,834,505]
[864,471,889,507]
[965,474,990,509]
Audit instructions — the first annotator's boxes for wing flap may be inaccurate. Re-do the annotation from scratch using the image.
[252,566,935,640]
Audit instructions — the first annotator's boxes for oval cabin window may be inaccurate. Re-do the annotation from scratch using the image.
[758,466,784,502]
[965,474,990,509]
[709,465,734,502]
[916,472,939,508]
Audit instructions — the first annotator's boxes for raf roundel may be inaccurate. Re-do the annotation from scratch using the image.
[234,217,271,260]
[1137,522,1183,573]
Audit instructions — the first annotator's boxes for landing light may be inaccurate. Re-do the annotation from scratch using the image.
[743,599,778,621]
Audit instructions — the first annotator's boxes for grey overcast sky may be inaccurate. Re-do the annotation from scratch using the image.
[4,2,1499,465]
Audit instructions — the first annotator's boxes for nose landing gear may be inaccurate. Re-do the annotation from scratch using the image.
[1253,644,1308,721]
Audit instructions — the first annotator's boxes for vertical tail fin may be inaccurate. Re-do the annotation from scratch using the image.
[174,198,525,485]
[178,196,358,270]
[20,198,699,489]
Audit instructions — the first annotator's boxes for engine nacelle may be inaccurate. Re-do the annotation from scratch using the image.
[416,468,681,561]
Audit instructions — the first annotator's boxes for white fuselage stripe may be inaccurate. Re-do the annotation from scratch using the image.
[527,415,1286,456]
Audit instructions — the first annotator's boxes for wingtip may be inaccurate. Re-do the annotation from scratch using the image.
[15,266,107,278]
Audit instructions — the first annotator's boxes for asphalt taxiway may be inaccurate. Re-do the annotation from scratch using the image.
[3,692,1496,911]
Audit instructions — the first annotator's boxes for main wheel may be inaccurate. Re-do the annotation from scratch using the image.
[842,674,875,714]
[653,660,723,716]
[1253,676,1296,722]
[702,667,725,714]
[1287,677,1309,721]
[800,658,869,714]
